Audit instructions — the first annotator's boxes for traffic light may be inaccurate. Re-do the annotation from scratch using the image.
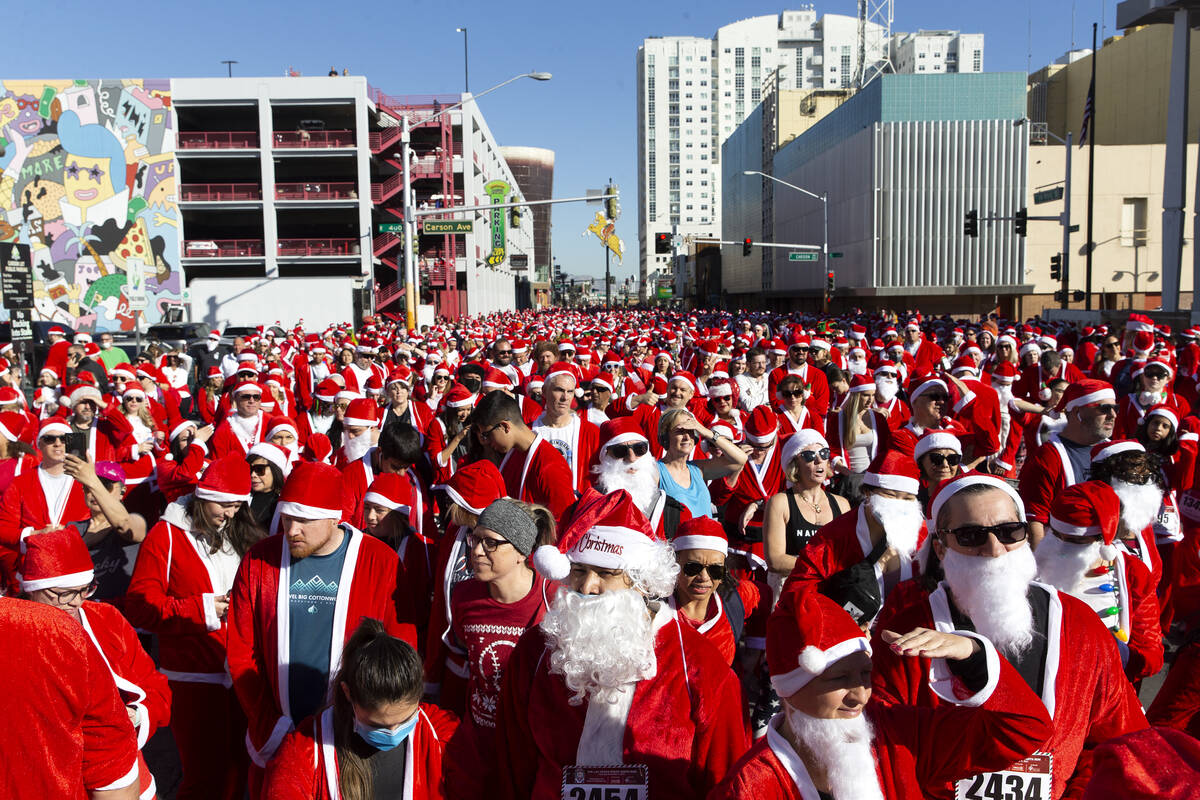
[826,271,835,294]
[510,204,522,227]
[1049,253,1062,282]
[1014,207,1028,237]
[605,183,620,220]
[1054,289,1087,304]
[654,232,671,254]
[743,238,753,256]
[964,209,978,238]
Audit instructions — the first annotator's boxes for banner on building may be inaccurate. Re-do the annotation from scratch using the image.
[484,180,509,266]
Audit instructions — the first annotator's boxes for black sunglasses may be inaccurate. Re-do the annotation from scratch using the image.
[250,463,272,476]
[924,452,961,468]
[682,561,726,580]
[40,434,69,445]
[607,442,649,459]
[922,393,950,403]
[938,521,1028,548]
[797,447,831,463]
[779,389,805,399]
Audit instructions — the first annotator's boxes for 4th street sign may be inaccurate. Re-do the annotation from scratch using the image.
[788,252,818,262]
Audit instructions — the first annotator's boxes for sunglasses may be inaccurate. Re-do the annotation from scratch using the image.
[1094,404,1119,416]
[673,427,701,440]
[939,521,1028,548]
[40,434,69,445]
[924,452,961,468]
[779,389,805,399]
[682,561,726,580]
[1144,370,1169,381]
[797,447,831,463]
[250,463,272,476]
[607,442,649,459]
[240,395,262,401]
[921,394,950,403]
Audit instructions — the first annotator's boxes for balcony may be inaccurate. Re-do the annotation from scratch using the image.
[272,130,354,149]
[177,131,259,150]
[183,239,264,258]
[277,238,361,257]
[180,183,262,202]
[274,182,359,201]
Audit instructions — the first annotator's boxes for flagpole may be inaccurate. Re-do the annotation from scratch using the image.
[1085,22,1097,310]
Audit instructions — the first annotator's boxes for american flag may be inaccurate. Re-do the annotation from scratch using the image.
[1079,75,1095,147]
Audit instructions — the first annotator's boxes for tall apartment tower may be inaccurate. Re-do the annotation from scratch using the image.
[636,11,885,301]
[890,31,985,75]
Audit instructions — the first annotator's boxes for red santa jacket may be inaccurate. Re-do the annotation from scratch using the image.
[531,413,601,494]
[497,434,576,522]
[264,703,457,800]
[0,598,139,799]
[1116,390,1191,439]
[494,603,749,800]
[125,501,239,682]
[870,580,1148,800]
[710,643,1053,800]
[154,442,211,503]
[210,410,267,458]
[768,362,831,418]
[424,416,463,487]
[0,465,91,591]
[0,452,37,496]
[226,527,418,767]
[1018,433,1088,525]
[775,406,823,443]
[710,445,786,569]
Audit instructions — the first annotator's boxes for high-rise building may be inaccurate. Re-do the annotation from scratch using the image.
[499,146,555,308]
[890,31,985,75]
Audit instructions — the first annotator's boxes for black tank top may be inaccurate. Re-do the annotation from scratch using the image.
[784,489,844,555]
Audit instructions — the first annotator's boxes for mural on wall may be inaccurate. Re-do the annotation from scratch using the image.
[0,79,179,332]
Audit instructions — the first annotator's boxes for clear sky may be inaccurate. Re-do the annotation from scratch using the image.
[5,0,1118,284]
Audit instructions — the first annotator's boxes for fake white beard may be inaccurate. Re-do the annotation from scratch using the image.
[229,411,258,440]
[847,360,867,376]
[1112,479,1164,535]
[1035,533,1103,595]
[312,361,331,382]
[1137,390,1165,407]
[594,453,660,515]
[541,586,657,706]
[942,545,1038,660]
[343,430,372,463]
[865,494,923,558]
[783,703,884,800]
[875,378,898,404]
[126,413,153,445]
[311,412,335,435]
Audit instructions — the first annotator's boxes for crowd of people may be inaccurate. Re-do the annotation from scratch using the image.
[3,307,1200,799]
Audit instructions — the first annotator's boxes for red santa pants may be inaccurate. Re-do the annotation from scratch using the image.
[170,681,249,800]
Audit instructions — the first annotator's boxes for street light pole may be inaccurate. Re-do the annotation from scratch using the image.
[743,170,829,301]
[456,27,469,94]
[398,71,551,330]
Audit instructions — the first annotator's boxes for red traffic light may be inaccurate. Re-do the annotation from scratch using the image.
[654,232,670,254]
[742,238,753,256]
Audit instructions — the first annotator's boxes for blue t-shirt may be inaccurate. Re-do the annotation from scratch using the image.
[288,529,351,723]
[657,461,713,519]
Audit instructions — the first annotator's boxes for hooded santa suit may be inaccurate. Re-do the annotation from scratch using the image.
[227,462,418,774]
[0,598,140,799]
[264,704,457,800]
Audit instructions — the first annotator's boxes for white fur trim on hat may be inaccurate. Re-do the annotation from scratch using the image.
[909,379,948,403]
[276,500,341,520]
[567,524,655,572]
[364,491,408,513]
[708,383,733,398]
[22,568,95,593]
[343,415,376,428]
[195,486,251,504]
[771,637,872,697]
[604,431,649,448]
[1064,387,1116,412]
[170,420,197,442]
[929,474,1026,530]
[121,387,147,401]
[914,432,962,461]
[864,471,920,496]
[1146,407,1179,430]
[1048,515,1103,538]
[672,535,727,553]
[1091,441,1144,462]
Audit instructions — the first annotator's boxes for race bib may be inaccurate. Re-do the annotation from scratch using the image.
[562,765,648,800]
[955,753,1052,800]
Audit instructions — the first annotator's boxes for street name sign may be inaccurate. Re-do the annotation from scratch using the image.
[788,252,818,262]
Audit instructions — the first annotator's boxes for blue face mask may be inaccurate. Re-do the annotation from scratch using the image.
[353,713,418,751]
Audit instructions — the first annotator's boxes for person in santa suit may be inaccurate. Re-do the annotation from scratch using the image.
[0,596,141,800]
[340,339,386,396]
[495,489,748,800]
[481,367,543,426]
[706,375,749,440]
[60,382,117,462]
[709,587,1053,800]
[869,364,911,430]
[264,618,457,800]
[1116,355,1191,438]
[1013,348,1086,406]
[531,363,601,494]
[591,416,693,539]
[340,420,427,533]
[870,472,1147,800]
[21,527,171,800]
[423,460,508,714]
[380,367,432,437]
[710,405,785,573]
[1018,379,1118,548]
[442,500,557,798]
[1035,481,1163,684]
[768,338,831,418]
[125,454,263,800]
[470,390,575,522]
[226,461,417,796]
[333,397,381,471]
[0,418,91,592]
[1087,440,1166,587]
[782,450,927,628]
[0,409,37,495]
[211,381,268,458]
[774,374,824,442]
[424,383,476,487]
[901,317,947,375]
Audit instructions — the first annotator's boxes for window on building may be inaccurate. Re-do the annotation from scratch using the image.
[1121,198,1148,247]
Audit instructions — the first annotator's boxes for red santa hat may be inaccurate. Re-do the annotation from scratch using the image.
[1131,355,1173,380]
[482,368,513,391]
[590,373,614,393]
[442,383,476,409]
[1126,313,1156,333]
[363,473,413,515]
[38,418,72,440]
[265,415,299,442]
[120,385,147,402]
[668,371,699,395]
[545,362,580,389]
[1090,439,1144,463]
[277,461,343,520]
[914,429,962,461]
[443,459,507,515]
[990,361,1018,386]
[863,449,921,496]
[195,454,252,503]
[744,405,779,447]
[598,416,649,449]
[302,434,334,465]
[847,374,875,393]
[1131,330,1155,356]
[0,412,28,443]
[531,489,661,582]
[249,442,291,477]
[707,377,734,399]
[20,527,95,592]
[169,419,198,442]
[1144,404,1179,431]
[386,368,411,387]
[61,383,106,409]
[671,516,728,554]
[1056,379,1116,413]
[314,378,341,404]
[929,472,1026,534]
[909,376,949,403]
[1049,480,1121,561]
[232,380,262,398]
[343,397,377,428]
[767,588,871,696]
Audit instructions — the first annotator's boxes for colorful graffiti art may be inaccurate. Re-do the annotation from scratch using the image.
[0,79,180,332]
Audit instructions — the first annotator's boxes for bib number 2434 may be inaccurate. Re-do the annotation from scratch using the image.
[955,753,1051,800]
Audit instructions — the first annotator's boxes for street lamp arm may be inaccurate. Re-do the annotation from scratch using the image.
[744,170,825,202]
[410,72,551,127]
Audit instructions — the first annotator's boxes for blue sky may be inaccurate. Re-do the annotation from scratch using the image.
[6,0,1116,283]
